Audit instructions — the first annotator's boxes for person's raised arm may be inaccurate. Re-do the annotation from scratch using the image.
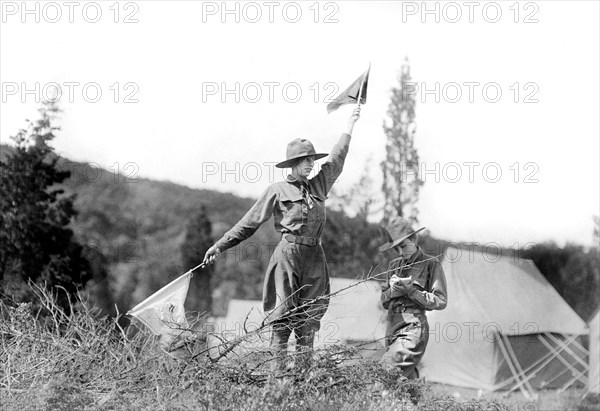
[313,107,361,195]
[345,106,361,136]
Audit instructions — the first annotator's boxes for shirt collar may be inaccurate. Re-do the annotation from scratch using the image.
[406,247,424,266]
[286,174,308,187]
[394,246,423,268]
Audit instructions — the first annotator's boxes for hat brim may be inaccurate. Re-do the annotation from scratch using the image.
[378,226,427,253]
[275,153,328,169]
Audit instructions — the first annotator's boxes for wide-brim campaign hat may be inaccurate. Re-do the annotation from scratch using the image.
[275,138,328,169]
[378,217,427,252]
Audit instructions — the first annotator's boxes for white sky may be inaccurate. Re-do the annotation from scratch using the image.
[1,1,599,247]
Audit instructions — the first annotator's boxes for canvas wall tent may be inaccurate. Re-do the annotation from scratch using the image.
[207,278,387,357]
[317,278,387,356]
[208,299,266,357]
[421,247,589,397]
[589,309,600,394]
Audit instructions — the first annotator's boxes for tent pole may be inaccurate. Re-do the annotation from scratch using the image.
[510,333,585,391]
[495,333,581,391]
[537,334,588,386]
[561,368,590,392]
[500,334,537,397]
[555,334,590,357]
[543,332,589,368]
[542,367,571,389]
[539,337,588,389]
[496,333,535,400]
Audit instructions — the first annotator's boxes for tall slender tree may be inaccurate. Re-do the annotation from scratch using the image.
[381,58,424,225]
[180,206,214,316]
[593,215,599,246]
[0,102,91,308]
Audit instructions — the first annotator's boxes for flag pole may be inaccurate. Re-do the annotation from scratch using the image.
[189,262,206,277]
[126,263,206,317]
[355,63,371,109]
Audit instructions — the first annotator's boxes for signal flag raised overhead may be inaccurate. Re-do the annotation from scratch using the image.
[327,64,370,114]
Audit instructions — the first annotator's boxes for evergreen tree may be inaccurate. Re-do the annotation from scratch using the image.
[180,205,214,316]
[381,58,424,225]
[0,102,91,308]
[593,215,599,246]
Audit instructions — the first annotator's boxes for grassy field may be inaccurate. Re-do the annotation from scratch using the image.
[1,289,596,410]
[429,382,597,411]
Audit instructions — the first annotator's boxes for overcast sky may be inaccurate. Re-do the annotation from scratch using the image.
[1,1,599,248]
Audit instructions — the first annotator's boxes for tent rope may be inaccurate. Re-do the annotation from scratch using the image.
[537,334,588,389]
[500,333,537,398]
[498,332,579,391]
[537,335,589,389]
[492,332,579,391]
[495,333,535,400]
[543,332,589,368]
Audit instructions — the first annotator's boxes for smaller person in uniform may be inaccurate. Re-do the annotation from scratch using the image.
[379,217,448,379]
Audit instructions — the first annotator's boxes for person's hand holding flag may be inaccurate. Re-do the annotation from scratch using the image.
[327,64,370,114]
[203,245,221,265]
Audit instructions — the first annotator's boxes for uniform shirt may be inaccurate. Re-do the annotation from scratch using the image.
[381,247,448,311]
[215,133,351,252]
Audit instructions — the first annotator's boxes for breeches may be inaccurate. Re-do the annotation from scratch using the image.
[264,239,330,355]
[263,239,330,332]
[381,311,429,379]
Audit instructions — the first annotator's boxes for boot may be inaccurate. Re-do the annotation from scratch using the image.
[295,326,316,371]
[269,321,292,374]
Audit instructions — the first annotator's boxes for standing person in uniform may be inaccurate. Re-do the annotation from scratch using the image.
[379,217,448,379]
[203,108,361,369]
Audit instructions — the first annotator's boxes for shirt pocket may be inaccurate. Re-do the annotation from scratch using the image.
[278,191,304,222]
[409,265,429,290]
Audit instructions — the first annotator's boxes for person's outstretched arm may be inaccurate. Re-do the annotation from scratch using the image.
[203,186,277,265]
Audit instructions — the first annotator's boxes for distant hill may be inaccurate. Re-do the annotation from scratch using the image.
[44,153,387,315]
[55,159,269,312]
[59,158,600,321]
[3,144,595,320]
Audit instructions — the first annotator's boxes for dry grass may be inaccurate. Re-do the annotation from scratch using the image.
[427,380,592,410]
[0,285,575,410]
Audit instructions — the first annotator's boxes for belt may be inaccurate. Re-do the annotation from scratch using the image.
[283,234,322,247]
[389,306,424,314]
